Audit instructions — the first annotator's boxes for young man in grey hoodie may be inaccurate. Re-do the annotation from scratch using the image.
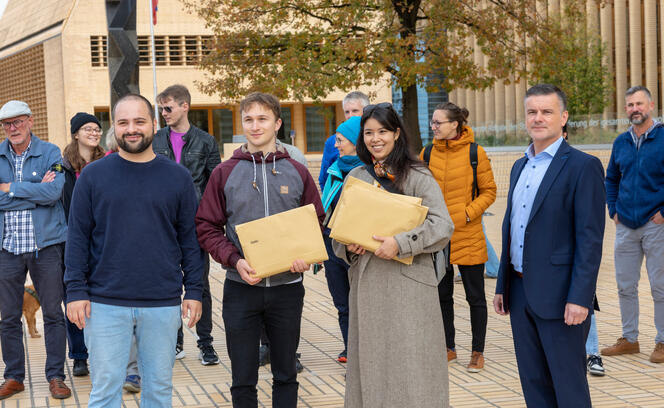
[196,92,324,407]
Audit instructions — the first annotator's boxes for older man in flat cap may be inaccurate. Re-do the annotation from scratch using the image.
[0,100,70,400]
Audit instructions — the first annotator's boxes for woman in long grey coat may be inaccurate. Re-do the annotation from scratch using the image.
[333,103,454,408]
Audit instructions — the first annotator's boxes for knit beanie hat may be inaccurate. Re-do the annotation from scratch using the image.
[70,112,101,135]
[335,116,361,146]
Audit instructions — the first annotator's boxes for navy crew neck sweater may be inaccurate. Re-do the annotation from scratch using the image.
[64,153,204,307]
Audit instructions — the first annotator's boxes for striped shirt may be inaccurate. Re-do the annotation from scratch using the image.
[2,142,37,254]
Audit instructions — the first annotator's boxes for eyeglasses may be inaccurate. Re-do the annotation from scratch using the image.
[363,102,393,115]
[1,118,26,130]
[81,126,102,133]
[158,106,173,114]
[430,120,453,128]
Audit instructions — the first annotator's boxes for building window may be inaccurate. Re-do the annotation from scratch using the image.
[93,108,111,149]
[278,105,294,144]
[91,35,212,67]
[305,105,336,153]
[212,108,234,154]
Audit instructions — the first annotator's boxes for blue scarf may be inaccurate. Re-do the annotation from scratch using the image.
[336,155,364,178]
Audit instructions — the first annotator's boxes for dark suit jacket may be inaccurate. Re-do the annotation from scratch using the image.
[495,140,606,319]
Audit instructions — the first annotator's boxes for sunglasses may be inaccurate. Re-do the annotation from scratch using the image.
[158,106,173,114]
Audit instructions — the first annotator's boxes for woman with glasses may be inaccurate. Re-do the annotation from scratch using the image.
[332,103,454,407]
[423,102,496,373]
[320,116,363,364]
[61,113,105,377]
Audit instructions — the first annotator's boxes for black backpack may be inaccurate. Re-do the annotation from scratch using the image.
[423,142,480,200]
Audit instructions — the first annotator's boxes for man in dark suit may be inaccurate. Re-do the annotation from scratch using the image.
[493,84,605,407]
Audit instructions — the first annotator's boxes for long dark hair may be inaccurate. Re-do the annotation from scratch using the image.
[356,103,425,190]
[63,132,105,173]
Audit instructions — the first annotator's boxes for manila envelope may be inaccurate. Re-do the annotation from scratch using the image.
[328,176,422,230]
[329,180,429,265]
[235,204,328,279]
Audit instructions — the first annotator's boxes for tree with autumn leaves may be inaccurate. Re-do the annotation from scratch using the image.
[184,0,611,151]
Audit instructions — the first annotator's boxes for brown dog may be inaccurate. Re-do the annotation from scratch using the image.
[23,285,41,338]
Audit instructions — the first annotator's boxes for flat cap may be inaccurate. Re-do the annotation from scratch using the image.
[0,100,32,121]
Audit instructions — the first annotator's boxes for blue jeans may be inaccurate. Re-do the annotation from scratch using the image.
[483,221,499,277]
[84,302,180,407]
[0,244,66,382]
[585,314,599,355]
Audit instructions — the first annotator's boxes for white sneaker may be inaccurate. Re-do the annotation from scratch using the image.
[587,354,605,376]
[175,344,186,360]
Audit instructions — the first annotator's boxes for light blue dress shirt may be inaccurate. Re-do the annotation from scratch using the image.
[510,137,564,272]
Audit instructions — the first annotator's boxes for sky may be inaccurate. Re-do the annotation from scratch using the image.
[0,0,6,18]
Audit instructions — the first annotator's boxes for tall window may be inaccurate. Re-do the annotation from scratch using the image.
[305,105,336,152]
[212,108,234,154]
[278,106,293,143]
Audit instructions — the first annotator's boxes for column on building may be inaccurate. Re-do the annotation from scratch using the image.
[599,1,614,121]
[644,0,658,113]
[292,103,306,153]
[465,36,476,123]
[473,35,485,127]
[494,80,506,139]
[628,0,642,86]
[456,86,466,109]
[614,0,627,119]
[548,0,560,17]
[505,77,516,139]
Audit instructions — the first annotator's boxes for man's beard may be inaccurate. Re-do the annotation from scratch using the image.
[116,132,153,154]
[629,111,649,125]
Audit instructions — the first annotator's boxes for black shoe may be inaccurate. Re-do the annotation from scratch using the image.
[296,353,303,373]
[72,359,89,377]
[175,343,186,360]
[199,344,220,366]
[587,354,605,376]
[259,344,270,366]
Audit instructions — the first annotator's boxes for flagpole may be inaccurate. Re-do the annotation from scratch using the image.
[149,0,159,127]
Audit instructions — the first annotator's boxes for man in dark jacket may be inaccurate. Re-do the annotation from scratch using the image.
[152,84,222,365]
[602,85,664,363]
[196,92,324,407]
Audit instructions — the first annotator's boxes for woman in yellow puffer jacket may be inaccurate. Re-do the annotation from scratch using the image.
[420,102,497,373]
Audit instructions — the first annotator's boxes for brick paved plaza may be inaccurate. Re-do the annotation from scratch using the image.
[2,152,664,407]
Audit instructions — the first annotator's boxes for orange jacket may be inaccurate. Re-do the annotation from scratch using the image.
[420,126,496,265]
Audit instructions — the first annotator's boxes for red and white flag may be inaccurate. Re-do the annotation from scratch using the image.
[152,0,159,25]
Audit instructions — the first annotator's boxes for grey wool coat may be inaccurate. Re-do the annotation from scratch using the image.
[333,165,454,408]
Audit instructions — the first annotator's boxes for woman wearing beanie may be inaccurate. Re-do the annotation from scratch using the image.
[421,102,497,373]
[61,112,105,377]
[320,115,363,363]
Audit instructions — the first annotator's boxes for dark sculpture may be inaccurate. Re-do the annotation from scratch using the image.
[106,0,139,109]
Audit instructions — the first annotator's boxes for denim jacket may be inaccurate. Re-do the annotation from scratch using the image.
[0,134,67,249]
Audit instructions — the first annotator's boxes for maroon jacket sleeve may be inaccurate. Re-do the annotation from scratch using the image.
[289,159,325,229]
[195,162,243,269]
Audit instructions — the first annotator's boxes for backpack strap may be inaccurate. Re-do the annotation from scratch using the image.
[364,164,402,195]
[469,142,479,200]
[423,143,434,165]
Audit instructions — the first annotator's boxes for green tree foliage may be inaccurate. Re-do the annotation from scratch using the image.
[184,0,610,151]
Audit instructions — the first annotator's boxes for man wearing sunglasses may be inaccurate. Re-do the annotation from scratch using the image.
[152,85,222,366]
[0,101,71,400]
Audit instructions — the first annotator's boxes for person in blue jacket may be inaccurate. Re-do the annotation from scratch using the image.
[0,100,71,400]
[320,116,363,363]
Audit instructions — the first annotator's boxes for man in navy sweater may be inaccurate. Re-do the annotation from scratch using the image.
[65,94,204,407]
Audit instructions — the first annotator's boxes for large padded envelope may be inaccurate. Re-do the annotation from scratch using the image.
[235,204,328,279]
[328,176,422,230]
[329,177,428,265]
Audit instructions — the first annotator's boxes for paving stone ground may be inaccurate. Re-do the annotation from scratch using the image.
[2,152,664,407]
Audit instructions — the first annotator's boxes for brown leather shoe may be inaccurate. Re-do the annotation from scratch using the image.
[447,348,457,362]
[48,378,71,399]
[467,351,485,372]
[0,379,24,400]
[601,337,640,356]
[650,343,664,363]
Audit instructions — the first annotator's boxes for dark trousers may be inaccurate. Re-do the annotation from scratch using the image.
[509,275,591,408]
[62,249,87,360]
[177,254,213,348]
[322,233,349,352]
[222,279,304,408]
[438,263,487,352]
[0,244,66,382]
